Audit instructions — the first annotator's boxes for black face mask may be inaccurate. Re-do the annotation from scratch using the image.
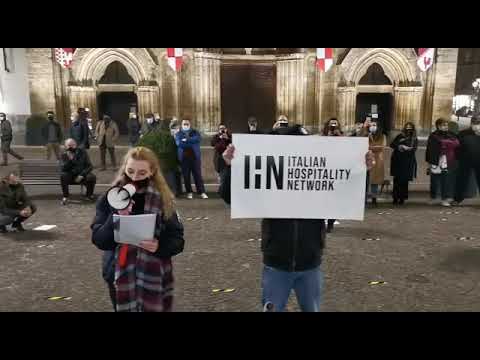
[125,174,151,189]
[47,116,54,121]
[67,147,76,153]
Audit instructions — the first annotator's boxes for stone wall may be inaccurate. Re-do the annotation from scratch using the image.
[25,48,56,116]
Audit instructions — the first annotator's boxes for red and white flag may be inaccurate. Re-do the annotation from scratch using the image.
[417,48,435,72]
[167,48,183,72]
[54,48,76,69]
[316,48,334,72]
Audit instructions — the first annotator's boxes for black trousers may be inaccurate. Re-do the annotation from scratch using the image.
[60,172,96,197]
[393,178,409,201]
[454,163,480,203]
[99,144,116,168]
[107,282,117,312]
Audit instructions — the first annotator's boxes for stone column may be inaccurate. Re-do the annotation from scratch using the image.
[430,48,458,126]
[337,86,356,130]
[193,52,221,133]
[137,86,160,120]
[68,86,97,122]
[277,55,306,124]
[393,87,424,131]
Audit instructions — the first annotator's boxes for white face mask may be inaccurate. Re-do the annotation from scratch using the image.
[0,117,5,121]
[439,126,448,132]
[182,125,191,131]
[472,124,480,134]
[369,126,377,133]
[147,118,154,124]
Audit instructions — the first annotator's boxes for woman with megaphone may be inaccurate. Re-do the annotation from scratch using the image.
[91,146,185,312]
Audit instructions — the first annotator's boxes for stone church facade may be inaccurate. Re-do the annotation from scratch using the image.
[25,48,458,136]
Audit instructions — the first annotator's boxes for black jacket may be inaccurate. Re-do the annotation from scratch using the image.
[127,118,141,144]
[457,129,480,167]
[0,119,13,142]
[0,181,34,217]
[42,121,63,143]
[426,130,458,166]
[60,148,93,177]
[219,125,326,272]
[390,133,418,181]
[91,194,185,282]
[69,120,89,149]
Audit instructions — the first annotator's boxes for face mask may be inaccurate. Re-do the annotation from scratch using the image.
[472,125,480,134]
[183,125,191,131]
[369,126,377,133]
[439,126,448,132]
[132,115,137,119]
[47,115,54,121]
[0,116,5,121]
[147,118,154,125]
[67,147,76,153]
[125,174,151,189]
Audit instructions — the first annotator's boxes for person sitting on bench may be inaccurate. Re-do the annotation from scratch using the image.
[0,171,36,233]
[60,138,97,205]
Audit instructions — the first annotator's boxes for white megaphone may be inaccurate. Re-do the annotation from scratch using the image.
[106,183,137,211]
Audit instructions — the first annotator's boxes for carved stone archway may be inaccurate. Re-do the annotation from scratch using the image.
[67,48,160,122]
[337,48,423,132]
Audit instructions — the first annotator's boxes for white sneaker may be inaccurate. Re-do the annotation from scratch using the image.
[200,193,209,199]
[186,193,193,200]
[441,200,451,207]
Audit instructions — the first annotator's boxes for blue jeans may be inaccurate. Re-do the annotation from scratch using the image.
[262,265,324,312]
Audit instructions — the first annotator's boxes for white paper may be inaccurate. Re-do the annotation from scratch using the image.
[113,214,157,246]
[231,135,368,220]
[33,225,57,231]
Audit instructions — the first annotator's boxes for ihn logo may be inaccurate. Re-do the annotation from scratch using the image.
[244,155,284,190]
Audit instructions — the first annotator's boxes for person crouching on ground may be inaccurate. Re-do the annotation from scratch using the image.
[60,138,97,205]
[0,171,36,233]
[91,146,185,312]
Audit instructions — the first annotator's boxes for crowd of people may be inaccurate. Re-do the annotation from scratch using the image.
[1,107,480,312]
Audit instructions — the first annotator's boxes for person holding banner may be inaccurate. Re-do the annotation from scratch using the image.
[364,120,386,207]
[91,147,184,312]
[221,127,375,312]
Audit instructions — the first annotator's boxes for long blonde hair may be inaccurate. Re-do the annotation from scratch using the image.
[113,147,175,219]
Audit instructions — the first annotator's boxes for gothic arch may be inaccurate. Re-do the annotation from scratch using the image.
[72,48,157,84]
[341,48,418,86]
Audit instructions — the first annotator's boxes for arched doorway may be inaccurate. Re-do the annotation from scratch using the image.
[97,61,138,135]
[356,63,394,133]
[337,48,423,133]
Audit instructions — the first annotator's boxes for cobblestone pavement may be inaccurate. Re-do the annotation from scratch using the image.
[1,190,480,312]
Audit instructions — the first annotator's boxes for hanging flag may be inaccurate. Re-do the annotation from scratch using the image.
[417,48,435,72]
[167,48,183,72]
[316,48,334,72]
[54,48,76,69]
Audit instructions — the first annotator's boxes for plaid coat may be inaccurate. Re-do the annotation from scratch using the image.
[91,183,184,312]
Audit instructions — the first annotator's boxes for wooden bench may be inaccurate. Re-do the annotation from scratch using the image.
[19,159,84,194]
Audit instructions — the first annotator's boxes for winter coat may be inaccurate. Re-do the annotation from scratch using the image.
[0,181,34,217]
[390,133,418,181]
[368,134,386,185]
[41,120,63,144]
[95,120,120,148]
[0,119,13,142]
[426,130,460,167]
[60,147,93,177]
[69,120,89,149]
[127,118,141,145]
[175,129,202,163]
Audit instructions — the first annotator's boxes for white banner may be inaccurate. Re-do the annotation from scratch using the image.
[231,134,369,220]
